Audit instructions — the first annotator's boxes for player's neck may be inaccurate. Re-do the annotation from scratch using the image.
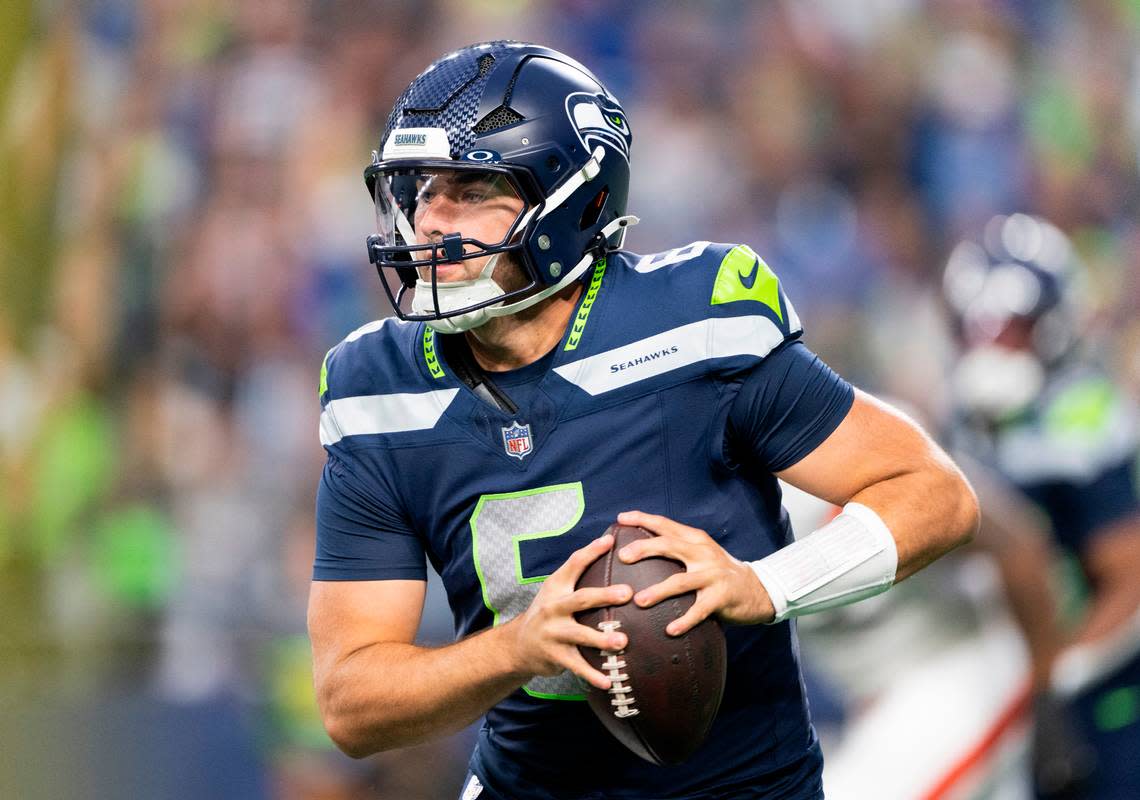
[464,283,584,372]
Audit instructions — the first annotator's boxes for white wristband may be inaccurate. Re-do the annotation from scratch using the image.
[749,502,899,623]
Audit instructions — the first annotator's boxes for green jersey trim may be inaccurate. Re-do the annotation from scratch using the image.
[319,349,332,397]
[423,327,445,379]
[1045,378,1116,436]
[564,257,608,352]
[710,244,783,322]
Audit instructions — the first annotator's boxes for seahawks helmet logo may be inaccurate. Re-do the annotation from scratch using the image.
[566,92,632,163]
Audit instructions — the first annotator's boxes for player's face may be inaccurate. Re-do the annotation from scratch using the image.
[411,170,526,283]
[951,313,1046,418]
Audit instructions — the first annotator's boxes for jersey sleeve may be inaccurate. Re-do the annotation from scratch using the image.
[314,453,426,581]
[315,342,425,582]
[724,341,855,472]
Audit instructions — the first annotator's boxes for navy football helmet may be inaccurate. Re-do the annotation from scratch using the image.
[365,41,636,332]
[942,213,1087,417]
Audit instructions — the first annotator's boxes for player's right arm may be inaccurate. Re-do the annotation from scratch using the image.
[307,534,630,757]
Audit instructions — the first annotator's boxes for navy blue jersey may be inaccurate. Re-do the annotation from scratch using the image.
[315,242,853,799]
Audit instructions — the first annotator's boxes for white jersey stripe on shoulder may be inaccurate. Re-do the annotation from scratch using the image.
[344,317,402,344]
[320,388,460,445]
[785,293,802,336]
[553,315,786,396]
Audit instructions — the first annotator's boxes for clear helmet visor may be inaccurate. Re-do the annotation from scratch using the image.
[370,165,530,279]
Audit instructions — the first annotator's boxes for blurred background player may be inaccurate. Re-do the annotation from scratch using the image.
[787,442,1082,799]
[792,214,1140,800]
[943,213,1140,798]
[785,459,1041,799]
[788,214,1135,800]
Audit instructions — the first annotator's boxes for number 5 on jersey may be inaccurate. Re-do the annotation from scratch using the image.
[470,482,587,699]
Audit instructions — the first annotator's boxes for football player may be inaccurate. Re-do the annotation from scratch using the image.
[943,214,1140,799]
[307,42,978,799]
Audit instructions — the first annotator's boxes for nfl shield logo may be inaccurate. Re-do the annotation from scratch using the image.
[501,421,533,460]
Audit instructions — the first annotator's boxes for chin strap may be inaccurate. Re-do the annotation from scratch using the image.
[510,145,606,236]
[437,333,518,414]
[395,206,418,250]
[599,213,638,248]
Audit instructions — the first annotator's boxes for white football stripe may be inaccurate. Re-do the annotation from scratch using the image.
[554,315,788,396]
[344,317,399,343]
[320,388,460,445]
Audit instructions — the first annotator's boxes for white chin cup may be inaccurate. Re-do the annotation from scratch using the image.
[952,345,1045,418]
[413,214,640,333]
[414,254,506,333]
[414,277,505,332]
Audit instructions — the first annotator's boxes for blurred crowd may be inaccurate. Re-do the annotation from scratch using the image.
[1,0,1138,798]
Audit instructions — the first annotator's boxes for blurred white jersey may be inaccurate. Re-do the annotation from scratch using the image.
[783,483,1033,800]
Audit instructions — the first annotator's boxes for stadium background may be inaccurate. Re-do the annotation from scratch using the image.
[1,0,1138,797]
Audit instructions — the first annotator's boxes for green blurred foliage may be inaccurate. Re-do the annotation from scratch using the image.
[0,0,70,347]
[1027,75,1095,173]
[266,635,333,751]
[91,504,178,609]
[29,392,116,560]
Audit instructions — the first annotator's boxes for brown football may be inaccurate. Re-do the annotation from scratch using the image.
[574,524,727,765]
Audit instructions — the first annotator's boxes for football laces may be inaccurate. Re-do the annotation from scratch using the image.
[598,620,638,718]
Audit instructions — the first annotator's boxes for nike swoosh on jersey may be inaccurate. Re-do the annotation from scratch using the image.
[738,257,760,289]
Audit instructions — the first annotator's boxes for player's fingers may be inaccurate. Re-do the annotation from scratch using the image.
[563,649,613,691]
[545,616,626,655]
[616,531,693,565]
[632,571,703,608]
[564,619,629,653]
[617,510,707,544]
[548,533,615,588]
[617,510,681,536]
[555,585,632,614]
[666,598,716,637]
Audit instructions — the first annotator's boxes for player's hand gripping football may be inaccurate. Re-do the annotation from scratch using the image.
[507,533,633,690]
[616,511,775,634]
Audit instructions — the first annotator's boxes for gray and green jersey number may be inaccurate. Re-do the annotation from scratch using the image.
[469,482,588,700]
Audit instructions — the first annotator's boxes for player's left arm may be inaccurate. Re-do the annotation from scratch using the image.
[620,390,979,634]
